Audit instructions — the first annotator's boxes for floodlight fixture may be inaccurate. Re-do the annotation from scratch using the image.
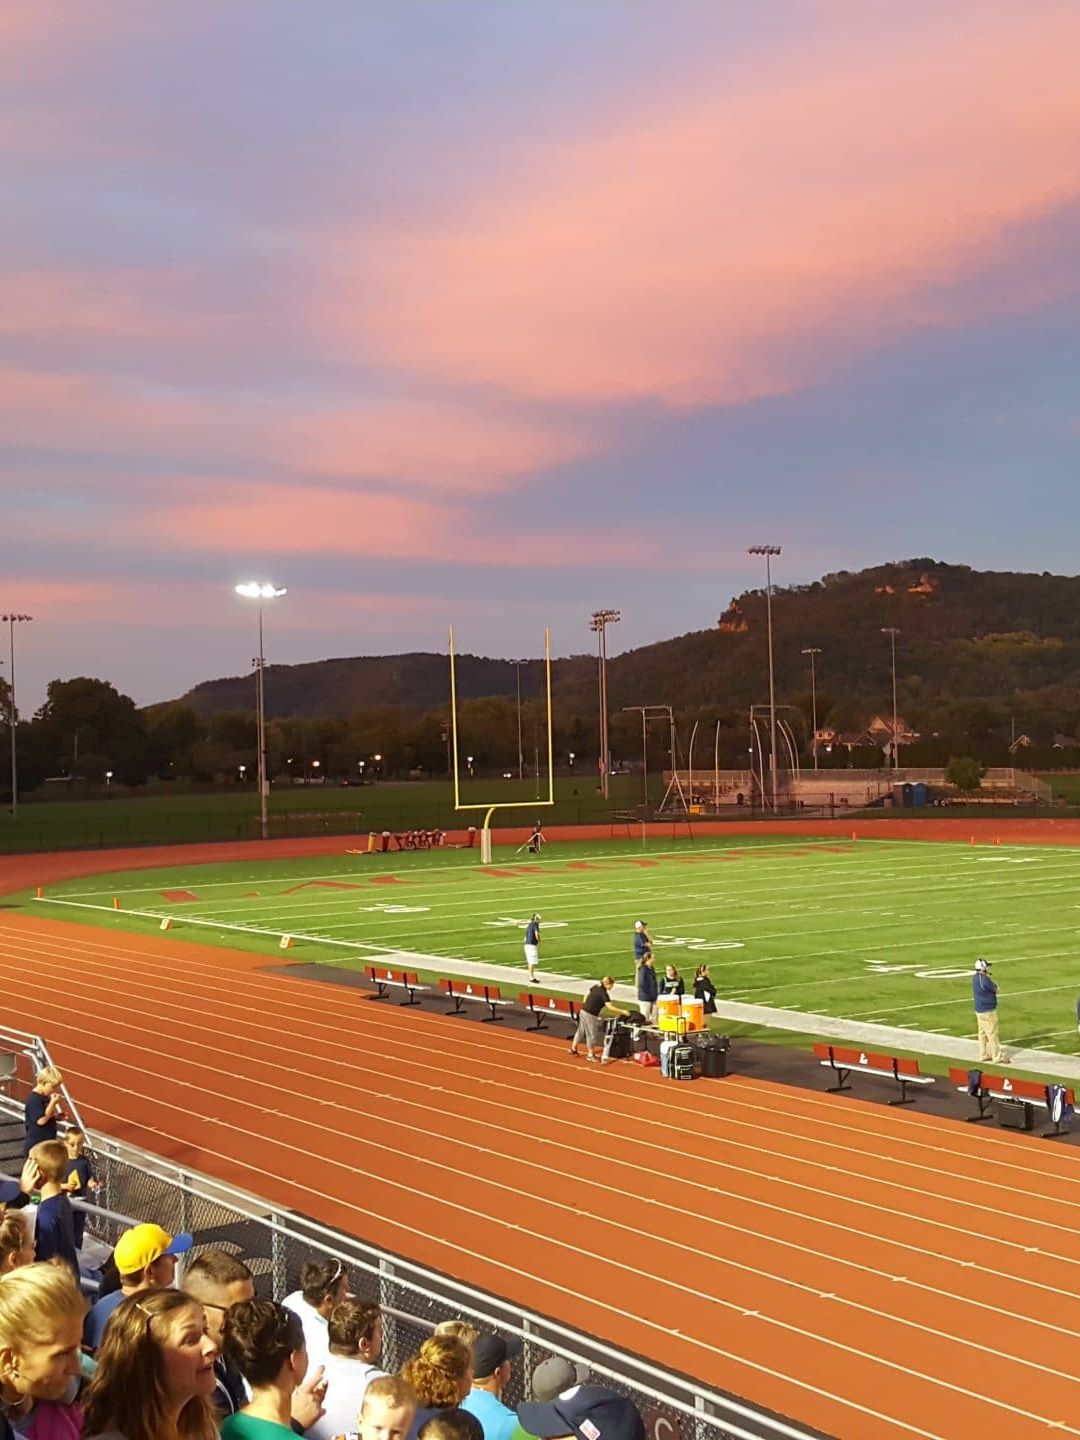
[0,613,32,817]
[589,609,621,798]
[746,546,781,809]
[233,583,286,838]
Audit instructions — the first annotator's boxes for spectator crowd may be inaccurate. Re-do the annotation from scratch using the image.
[1,1096,647,1440]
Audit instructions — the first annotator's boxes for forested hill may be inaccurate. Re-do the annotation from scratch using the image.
[178,560,1080,740]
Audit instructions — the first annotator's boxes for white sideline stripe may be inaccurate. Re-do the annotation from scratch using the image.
[32,896,1080,1075]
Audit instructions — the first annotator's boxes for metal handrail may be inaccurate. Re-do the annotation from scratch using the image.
[0,1051,823,1440]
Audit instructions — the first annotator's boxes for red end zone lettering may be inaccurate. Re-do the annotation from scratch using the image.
[160,889,200,902]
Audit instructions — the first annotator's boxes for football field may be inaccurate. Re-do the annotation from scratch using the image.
[19,832,1080,1059]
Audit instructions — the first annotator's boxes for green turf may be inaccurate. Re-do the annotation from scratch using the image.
[0,776,638,853]
[13,833,1080,1067]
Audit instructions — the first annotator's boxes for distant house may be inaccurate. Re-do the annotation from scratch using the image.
[1052,734,1080,750]
[1007,733,1034,754]
[717,600,748,633]
[907,573,937,596]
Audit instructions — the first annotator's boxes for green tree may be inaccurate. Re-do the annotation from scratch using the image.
[945,755,984,791]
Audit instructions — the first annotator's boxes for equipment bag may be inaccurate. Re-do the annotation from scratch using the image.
[996,1099,1033,1131]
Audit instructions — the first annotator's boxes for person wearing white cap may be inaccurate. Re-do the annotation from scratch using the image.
[972,958,1005,1064]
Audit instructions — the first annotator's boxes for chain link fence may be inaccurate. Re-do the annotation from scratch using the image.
[0,1028,829,1440]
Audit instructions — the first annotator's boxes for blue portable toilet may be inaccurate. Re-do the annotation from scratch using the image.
[912,782,929,807]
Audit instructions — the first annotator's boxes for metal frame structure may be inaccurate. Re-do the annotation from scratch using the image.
[449,626,554,864]
[590,609,620,800]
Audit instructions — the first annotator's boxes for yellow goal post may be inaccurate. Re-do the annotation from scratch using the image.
[448,625,554,864]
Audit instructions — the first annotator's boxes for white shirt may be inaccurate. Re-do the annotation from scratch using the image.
[282,1289,331,1377]
[307,1353,387,1440]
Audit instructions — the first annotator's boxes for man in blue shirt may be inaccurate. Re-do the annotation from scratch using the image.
[461,1332,522,1440]
[972,958,1005,1064]
[523,914,541,983]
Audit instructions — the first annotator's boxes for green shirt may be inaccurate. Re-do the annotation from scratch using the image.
[221,1415,296,1440]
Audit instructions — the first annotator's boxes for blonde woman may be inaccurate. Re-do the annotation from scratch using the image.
[401,1334,472,1435]
[82,1288,219,1440]
[23,1068,64,1157]
[0,1213,34,1276]
[0,1261,86,1437]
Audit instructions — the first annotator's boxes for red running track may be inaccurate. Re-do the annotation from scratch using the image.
[4,908,1080,1440]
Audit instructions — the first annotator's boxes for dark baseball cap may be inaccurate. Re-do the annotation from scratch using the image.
[518,1386,646,1440]
[472,1331,524,1379]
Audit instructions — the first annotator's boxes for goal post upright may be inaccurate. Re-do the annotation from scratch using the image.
[448,624,555,864]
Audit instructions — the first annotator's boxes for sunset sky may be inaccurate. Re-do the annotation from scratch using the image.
[5,1,1080,712]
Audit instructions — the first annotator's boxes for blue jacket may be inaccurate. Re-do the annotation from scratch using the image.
[637,963,658,1003]
[972,972,998,1013]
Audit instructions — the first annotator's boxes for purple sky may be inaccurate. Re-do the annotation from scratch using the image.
[5,1,1080,713]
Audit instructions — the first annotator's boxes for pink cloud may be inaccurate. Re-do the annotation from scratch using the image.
[0,268,228,343]
[0,364,593,493]
[115,480,647,568]
[336,6,1080,406]
[293,402,596,492]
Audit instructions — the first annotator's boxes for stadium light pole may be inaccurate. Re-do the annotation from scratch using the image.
[1,614,32,818]
[590,609,620,800]
[747,547,781,810]
[882,627,900,772]
[801,647,822,770]
[511,659,527,782]
[235,583,286,840]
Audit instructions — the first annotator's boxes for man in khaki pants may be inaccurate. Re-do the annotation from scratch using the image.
[973,957,1005,1063]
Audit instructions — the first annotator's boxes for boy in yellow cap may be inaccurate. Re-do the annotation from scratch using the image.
[82,1221,192,1352]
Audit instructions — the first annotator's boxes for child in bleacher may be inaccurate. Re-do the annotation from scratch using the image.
[62,1127,99,1251]
[30,1140,79,1278]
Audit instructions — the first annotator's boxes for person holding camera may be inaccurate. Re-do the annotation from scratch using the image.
[973,958,1004,1064]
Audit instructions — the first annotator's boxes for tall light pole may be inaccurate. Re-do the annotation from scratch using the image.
[590,609,620,799]
[882,627,900,772]
[801,647,822,770]
[511,659,527,782]
[1,614,32,817]
[235,583,286,840]
[747,547,781,810]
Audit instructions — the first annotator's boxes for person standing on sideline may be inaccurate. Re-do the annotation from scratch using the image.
[693,964,717,1016]
[973,958,1004,1063]
[635,947,658,1025]
[659,964,685,998]
[523,914,541,984]
[569,977,628,1063]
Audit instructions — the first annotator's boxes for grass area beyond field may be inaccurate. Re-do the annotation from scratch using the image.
[13,833,1080,1066]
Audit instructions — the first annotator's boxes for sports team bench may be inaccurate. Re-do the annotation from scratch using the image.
[363,965,428,1007]
[813,1043,935,1106]
[517,991,580,1032]
[438,977,512,1023]
[948,1066,1075,1138]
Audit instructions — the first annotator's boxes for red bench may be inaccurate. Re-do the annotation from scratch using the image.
[364,965,428,1007]
[517,992,580,1033]
[439,977,511,1023]
[948,1067,1074,1138]
[813,1043,935,1106]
